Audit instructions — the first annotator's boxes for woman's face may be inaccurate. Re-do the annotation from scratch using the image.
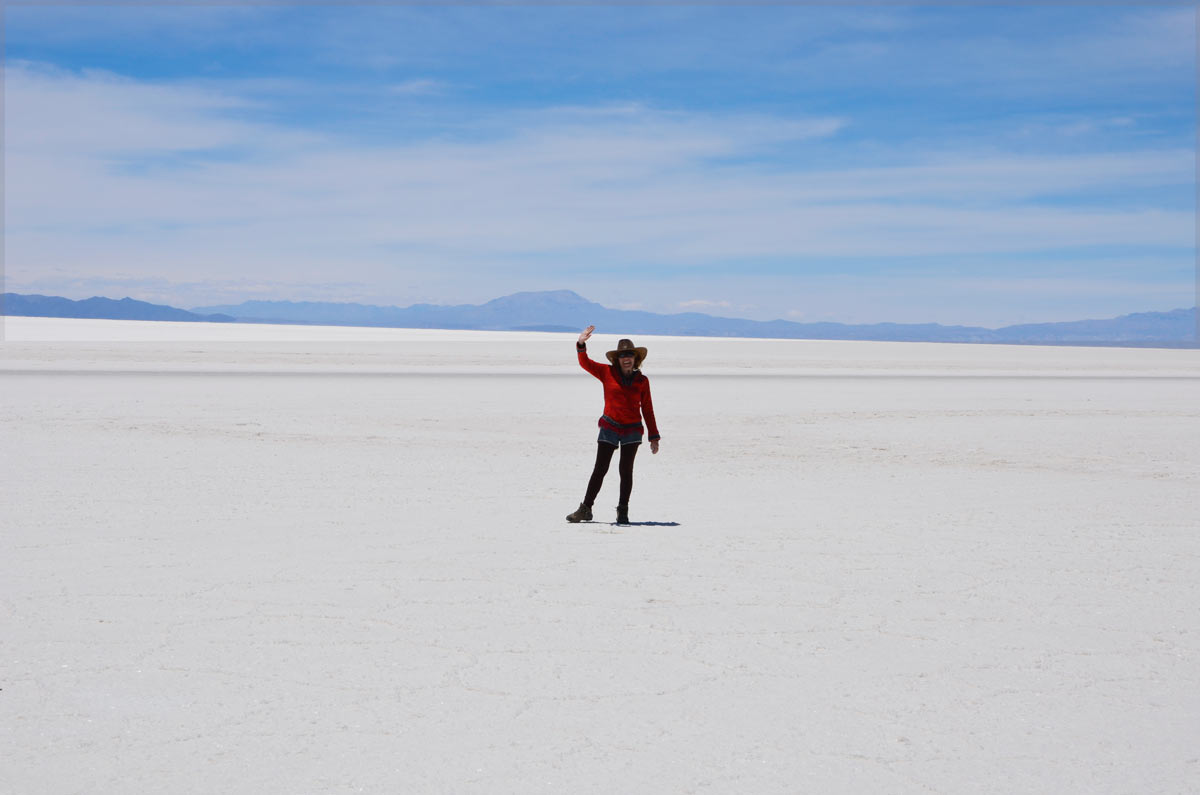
[618,353,636,373]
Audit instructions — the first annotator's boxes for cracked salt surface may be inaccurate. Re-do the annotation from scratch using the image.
[2,318,1199,793]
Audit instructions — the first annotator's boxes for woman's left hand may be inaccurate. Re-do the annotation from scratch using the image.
[650,440,660,454]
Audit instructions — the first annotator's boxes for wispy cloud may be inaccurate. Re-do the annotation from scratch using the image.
[678,300,733,311]
[386,79,448,96]
[4,53,1192,319]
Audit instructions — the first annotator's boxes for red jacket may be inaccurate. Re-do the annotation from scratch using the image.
[577,343,660,441]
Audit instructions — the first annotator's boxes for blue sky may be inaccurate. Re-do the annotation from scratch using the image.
[4,4,1195,326]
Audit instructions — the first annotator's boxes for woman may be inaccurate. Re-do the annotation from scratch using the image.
[566,325,661,525]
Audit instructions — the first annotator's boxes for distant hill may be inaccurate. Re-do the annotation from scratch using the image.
[195,289,1197,346]
[992,308,1197,344]
[3,289,1195,346]
[2,293,234,323]
[192,289,1009,341]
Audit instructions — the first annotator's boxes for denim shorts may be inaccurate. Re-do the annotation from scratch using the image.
[598,416,644,447]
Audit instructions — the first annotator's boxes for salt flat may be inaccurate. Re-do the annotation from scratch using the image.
[2,317,1198,793]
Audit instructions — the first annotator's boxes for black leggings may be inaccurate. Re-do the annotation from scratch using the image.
[583,442,639,508]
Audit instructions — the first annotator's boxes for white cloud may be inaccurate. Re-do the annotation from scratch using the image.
[678,300,733,310]
[4,61,1192,310]
[386,79,448,96]
[6,61,276,154]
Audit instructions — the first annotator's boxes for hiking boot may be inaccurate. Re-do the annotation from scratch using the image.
[616,505,630,525]
[566,502,592,523]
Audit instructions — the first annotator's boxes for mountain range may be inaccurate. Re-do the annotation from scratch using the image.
[2,293,235,323]
[3,290,1196,347]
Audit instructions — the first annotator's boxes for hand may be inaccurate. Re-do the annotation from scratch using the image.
[578,325,595,345]
[650,439,660,454]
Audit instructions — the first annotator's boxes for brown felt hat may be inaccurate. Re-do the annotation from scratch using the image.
[605,338,648,368]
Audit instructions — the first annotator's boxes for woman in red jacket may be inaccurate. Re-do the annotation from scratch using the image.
[566,325,661,525]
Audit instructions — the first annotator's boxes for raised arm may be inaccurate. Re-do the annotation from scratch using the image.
[575,325,607,379]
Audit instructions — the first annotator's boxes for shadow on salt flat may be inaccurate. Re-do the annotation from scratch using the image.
[574,521,681,529]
